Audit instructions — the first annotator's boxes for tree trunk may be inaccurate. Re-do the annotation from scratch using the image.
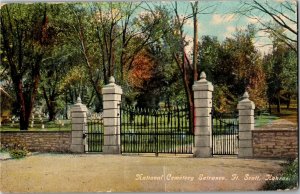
[192,1,199,81]
[286,94,291,109]
[17,81,28,130]
[277,92,281,113]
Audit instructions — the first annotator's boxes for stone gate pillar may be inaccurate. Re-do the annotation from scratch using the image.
[237,91,255,158]
[192,72,214,157]
[102,76,122,154]
[70,97,88,153]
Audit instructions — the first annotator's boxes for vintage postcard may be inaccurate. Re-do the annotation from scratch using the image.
[0,0,298,192]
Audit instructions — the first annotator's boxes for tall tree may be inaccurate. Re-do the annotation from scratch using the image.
[1,4,58,130]
[263,34,297,113]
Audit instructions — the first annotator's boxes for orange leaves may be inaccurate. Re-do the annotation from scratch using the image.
[128,51,155,89]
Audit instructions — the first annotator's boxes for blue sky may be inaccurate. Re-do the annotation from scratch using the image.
[154,0,297,55]
[1,0,296,55]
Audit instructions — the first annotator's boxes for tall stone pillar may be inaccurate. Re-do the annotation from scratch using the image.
[70,97,88,153]
[102,76,122,154]
[192,72,214,157]
[237,91,255,158]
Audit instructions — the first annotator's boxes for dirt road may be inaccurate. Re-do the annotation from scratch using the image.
[0,154,286,192]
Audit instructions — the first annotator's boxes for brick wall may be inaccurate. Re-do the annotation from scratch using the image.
[252,129,298,159]
[0,131,71,152]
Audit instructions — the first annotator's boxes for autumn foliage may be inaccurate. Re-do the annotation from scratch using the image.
[128,50,156,89]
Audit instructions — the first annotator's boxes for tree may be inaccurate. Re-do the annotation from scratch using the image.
[263,35,297,113]
[199,26,268,112]
[1,4,59,130]
[235,0,297,52]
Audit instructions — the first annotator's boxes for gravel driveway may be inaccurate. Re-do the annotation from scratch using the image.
[0,153,286,192]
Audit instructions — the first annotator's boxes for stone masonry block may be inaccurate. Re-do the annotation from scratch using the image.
[103,109,120,118]
[103,145,120,154]
[103,94,122,101]
[72,130,83,138]
[195,116,211,127]
[71,104,88,112]
[193,146,212,158]
[70,144,84,153]
[239,116,254,124]
[192,82,214,92]
[72,137,84,145]
[194,135,211,147]
[72,117,87,123]
[238,147,253,158]
[239,123,254,132]
[194,126,211,136]
[239,131,252,140]
[237,101,255,110]
[103,101,120,109]
[104,135,120,146]
[239,140,252,148]
[71,112,87,118]
[195,108,211,117]
[102,86,123,95]
[194,99,212,108]
[103,118,119,126]
[193,91,212,99]
[239,110,254,116]
[71,124,86,131]
[104,126,120,135]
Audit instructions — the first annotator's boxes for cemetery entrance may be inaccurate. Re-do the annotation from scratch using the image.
[85,113,104,152]
[120,105,194,155]
[211,111,239,155]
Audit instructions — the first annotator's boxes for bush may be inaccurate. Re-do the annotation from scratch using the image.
[8,143,28,159]
[9,149,28,159]
[262,158,298,190]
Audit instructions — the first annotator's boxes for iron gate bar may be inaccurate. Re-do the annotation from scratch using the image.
[120,105,193,155]
[212,112,239,155]
[86,113,104,153]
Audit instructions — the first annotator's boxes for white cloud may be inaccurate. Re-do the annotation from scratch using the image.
[185,18,193,28]
[184,34,194,55]
[226,26,235,33]
[222,25,236,39]
[246,17,258,24]
[254,41,272,55]
[211,14,236,25]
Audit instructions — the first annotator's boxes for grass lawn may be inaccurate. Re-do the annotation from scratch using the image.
[0,120,71,131]
[255,114,280,127]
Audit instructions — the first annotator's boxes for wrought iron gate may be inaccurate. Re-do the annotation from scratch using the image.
[120,105,194,155]
[85,113,104,152]
[212,111,239,155]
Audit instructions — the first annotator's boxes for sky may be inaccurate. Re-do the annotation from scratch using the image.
[156,0,297,55]
[1,0,297,55]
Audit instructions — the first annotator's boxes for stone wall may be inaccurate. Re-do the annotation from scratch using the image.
[0,131,71,152]
[252,129,298,159]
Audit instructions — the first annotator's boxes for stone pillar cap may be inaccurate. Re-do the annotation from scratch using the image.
[109,76,115,84]
[242,91,249,100]
[237,91,255,110]
[76,96,82,104]
[200,71,206,80]
[192,71,214,91]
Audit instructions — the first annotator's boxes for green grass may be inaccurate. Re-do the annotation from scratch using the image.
[262,158,298,190]
[255,114,280,127]
[0,120,71,131]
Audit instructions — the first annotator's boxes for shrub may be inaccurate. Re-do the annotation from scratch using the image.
[0,145,9,152]
[8,143,28,159]
[9,149,28,159]
[262,158,298,190]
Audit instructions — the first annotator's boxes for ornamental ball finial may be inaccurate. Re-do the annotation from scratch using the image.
[200,71,206,80]
[242,91,249,99]
[77,96,82,104]
[109,76,115,84]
